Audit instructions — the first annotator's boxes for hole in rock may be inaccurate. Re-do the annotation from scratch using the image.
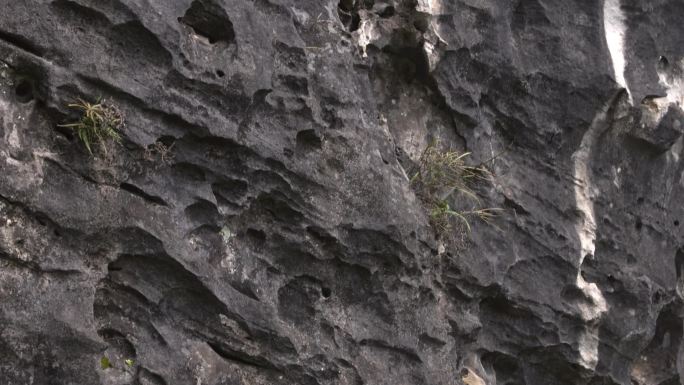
[413,18,429,32]
[245,228,266,242]
[15,80,33,103]
[337,0,362,32]
[296,129,322,150]
[216,69,225,77]
[35,214,48,226]
[378,6,395,18]
[54,124,75,141]
[658,56,669,70]
[155,135,176,149]
[179,0,235,44]
[321,287,332,298]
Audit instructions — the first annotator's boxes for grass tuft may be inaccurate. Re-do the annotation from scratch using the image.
[410,143,500,238]
[59,99,124,155]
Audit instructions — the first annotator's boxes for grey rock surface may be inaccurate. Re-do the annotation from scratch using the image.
[0,0,683,384]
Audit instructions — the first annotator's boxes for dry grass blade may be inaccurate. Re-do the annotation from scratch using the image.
[144,140,175,166]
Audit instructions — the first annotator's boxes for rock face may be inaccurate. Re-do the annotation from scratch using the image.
[0,0,683,384]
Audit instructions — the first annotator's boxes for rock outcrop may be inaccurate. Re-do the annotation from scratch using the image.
[0,0,683,384]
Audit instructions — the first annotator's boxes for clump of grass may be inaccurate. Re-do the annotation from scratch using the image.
[59,99,124,155]
[411,143,500,237]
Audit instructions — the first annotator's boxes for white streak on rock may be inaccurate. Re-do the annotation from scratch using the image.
[570,93,617,369]
[603,0,630,101]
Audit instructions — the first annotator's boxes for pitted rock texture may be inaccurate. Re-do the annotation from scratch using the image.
[0,1,683,384]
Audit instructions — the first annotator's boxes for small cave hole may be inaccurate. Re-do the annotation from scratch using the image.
[635,219,643,231]
[378,5,395,18]
[54,124,75,141]
[658,56,669,71]
[296,129,322,150]
[637,197,645,204]
[337,0,361,32]
[15,80,34,103]
[154,135,177,150]
[384,45,431,83]
[338,0,354,13]
[321,287,332,298]
[675,220,680,227]
[35,215,48,227]
[348,13,361,32]
[179,0,235,45]
[216,69,225,77]
[413,18,429,32]
[246,228,266,242]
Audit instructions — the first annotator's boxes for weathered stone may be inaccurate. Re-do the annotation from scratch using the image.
[630,104,684,151]
[0,1,683,384]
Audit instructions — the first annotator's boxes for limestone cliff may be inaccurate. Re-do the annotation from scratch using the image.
[0,1,683,384]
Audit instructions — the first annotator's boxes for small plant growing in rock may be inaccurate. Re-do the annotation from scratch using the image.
[411,143,500,236]
[100,356,111,369]
[144,140,175,166]
[59,99,123,155]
